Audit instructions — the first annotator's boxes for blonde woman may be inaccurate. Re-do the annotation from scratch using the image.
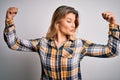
[4,5,120,80]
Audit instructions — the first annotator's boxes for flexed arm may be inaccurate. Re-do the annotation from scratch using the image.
[81,12,120,58]
[4,7,40,52]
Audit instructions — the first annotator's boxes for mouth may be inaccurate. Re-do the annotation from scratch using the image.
[70,29,75,32]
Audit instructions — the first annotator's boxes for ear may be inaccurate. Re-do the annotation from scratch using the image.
[55,22,60,31]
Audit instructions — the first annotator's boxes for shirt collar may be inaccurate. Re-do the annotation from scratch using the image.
[47,37,76,48]
[46,37,76,58]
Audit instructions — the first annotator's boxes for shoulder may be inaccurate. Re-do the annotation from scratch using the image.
[74,38,83,47]
[75,38,93,46]
[39,37,52,45]
[39,37,48,43]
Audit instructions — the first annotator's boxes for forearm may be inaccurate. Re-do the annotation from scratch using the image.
[109,23,119,39]
[4,20,17,49]
[4,20,40,52]
[106,23,120,56]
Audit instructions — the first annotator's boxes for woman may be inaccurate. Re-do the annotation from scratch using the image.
[4,5,120,80]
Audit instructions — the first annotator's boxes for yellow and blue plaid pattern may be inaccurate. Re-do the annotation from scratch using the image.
[4,20,120,80]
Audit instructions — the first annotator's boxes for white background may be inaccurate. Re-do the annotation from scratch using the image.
[0,0,120,80]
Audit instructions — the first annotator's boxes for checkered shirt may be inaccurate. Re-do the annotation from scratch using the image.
[4,20,120,80]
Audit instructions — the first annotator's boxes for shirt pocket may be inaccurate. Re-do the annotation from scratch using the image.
[62,48,75,58]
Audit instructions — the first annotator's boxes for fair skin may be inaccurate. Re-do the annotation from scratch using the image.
[55,13,76,48]
[6,7,118,48]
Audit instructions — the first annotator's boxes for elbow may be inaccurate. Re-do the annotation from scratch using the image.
[113,45,120,57]
[7,42,18,50]
[111,53,118,57]
[105,46,118,58]
[4,34,18,50]
[108,48,119,58]
[7,45,15,50]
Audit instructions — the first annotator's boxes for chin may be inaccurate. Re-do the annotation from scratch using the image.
[67,33,74,36]
[70,32,75,35]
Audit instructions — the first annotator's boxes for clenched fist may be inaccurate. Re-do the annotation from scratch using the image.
[102,12,118,25]
[6,7,18,21]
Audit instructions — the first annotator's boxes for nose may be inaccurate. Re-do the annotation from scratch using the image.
[72,23,75,28]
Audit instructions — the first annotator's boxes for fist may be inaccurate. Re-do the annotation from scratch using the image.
[6,7,18,21]
[102,12,118,24]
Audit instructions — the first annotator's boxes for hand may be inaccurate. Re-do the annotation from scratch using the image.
[6,7,18,21]
[102,12,118,25]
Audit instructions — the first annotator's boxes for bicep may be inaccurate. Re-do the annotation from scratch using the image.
[11,38,40,52]
[4,25,40,52]
[82,38,118,58]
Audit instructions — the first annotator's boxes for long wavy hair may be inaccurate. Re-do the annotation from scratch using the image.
[46,5,79,40]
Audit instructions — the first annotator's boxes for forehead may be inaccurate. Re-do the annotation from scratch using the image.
[65,13,76,20]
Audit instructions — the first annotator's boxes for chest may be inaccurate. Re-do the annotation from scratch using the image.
[38,40,84,68]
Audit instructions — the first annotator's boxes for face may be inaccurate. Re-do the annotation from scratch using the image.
[57,13,76,36]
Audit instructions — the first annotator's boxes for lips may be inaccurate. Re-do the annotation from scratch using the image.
[70,29,75,32]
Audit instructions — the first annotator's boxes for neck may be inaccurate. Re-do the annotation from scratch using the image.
[54,32,67,48]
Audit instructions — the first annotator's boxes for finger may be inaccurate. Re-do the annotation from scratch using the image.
[102,11,113,14]
[104,15,112,21]
[8,7,18,10]
[106,14,111,19]
[7,7,18,13]
[102,12,113,20]
[6,7,18,20]
[102,13,107,19]
[7,10,18,16]
[107,15,112,19]
[8,11,17,14]
[102,12,112,17]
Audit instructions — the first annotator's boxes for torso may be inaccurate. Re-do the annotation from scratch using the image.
[38,38,84,80]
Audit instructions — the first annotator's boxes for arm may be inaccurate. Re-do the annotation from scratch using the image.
[4,7,40,52]
[81,12,120,58]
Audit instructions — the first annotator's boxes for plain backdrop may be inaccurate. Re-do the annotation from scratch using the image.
[0,0,120,80]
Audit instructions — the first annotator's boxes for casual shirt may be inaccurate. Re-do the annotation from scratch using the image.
[4,20,120,80]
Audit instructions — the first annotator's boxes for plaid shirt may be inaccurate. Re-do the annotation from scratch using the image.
[4,20,120,80]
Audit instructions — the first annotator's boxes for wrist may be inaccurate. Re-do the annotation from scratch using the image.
[5,18,13,22]
[110,21,118,25]
[109,23,119,30]
[5,19,14,27]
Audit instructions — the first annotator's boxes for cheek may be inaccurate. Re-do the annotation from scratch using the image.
[59,26,66,33]
[61,22,70,30]
[60,25,69,33]
[58,20,72,34]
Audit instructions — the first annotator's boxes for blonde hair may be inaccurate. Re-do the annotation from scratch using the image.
[46,5,79,39]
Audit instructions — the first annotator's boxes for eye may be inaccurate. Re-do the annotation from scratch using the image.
[67,20,71,23]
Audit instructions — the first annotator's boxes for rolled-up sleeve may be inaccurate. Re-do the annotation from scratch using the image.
[4,20,40,52]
